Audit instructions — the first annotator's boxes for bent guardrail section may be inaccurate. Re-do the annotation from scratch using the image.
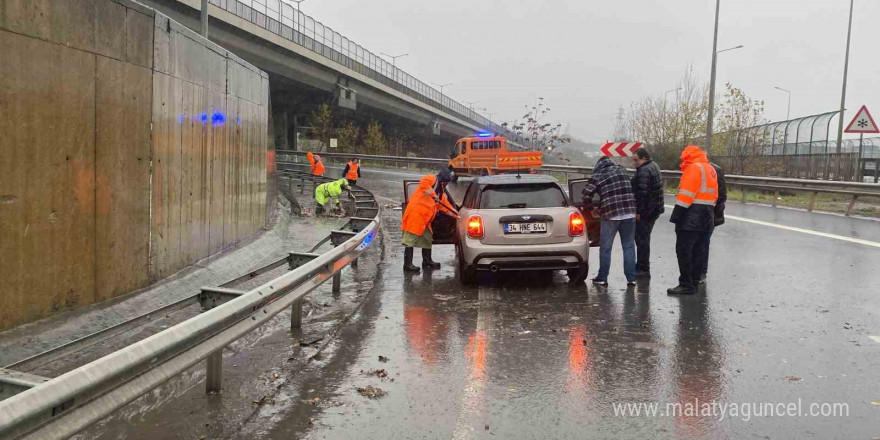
[0,178,380,440]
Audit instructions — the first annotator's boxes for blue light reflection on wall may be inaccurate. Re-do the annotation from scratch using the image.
[176,111,228,127]
[211,111,227,127]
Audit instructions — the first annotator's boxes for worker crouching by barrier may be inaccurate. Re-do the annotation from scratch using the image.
[315,178,350,217]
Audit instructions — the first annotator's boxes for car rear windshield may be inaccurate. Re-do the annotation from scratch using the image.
[479,183,567,209]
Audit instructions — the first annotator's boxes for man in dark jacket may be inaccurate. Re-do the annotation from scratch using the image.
[667,146,718,295]
[581,156,637,286]
[700,161,727,283]
[630,147,665,278]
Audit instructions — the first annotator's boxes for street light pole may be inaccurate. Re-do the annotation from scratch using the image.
[200,0,209,38]
[432,82,452,95]
[835,0,855,180]
[293,0,305,37]
[774,86,791,120]
[380,52,409,67]
[705,0,721,152]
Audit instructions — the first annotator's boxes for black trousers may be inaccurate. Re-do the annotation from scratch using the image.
[634,217,656,272]
[675,230,710,288]
[347,179,357,187]
[702,229,714,277]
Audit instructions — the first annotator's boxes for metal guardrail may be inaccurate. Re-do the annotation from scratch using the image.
[0,173,380,439]
[278,150,880,216]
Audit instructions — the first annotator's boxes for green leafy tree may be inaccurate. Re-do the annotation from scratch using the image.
[362,121,387,155]
[308,103,333,151]
[336,120,360,153]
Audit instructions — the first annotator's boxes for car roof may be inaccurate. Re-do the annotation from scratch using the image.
[475,174,559,185]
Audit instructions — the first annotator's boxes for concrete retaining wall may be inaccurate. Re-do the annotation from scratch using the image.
[0,0,270,330]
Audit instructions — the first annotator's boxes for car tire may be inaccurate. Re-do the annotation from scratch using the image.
[456,243,477,285]
[567,262,589,285]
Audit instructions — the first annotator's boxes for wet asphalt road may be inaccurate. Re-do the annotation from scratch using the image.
[78,166,880,439]
[278,168,880,439]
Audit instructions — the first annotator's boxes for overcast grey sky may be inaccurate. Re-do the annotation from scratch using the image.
[298,0,878,142]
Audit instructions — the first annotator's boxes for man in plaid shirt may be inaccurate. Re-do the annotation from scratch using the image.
[581,156,637,286]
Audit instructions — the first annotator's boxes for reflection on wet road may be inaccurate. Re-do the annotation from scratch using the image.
[265,171,880,439]
[77,168,880,439]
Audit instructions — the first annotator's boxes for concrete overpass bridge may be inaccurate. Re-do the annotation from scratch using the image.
[138,0,522,152]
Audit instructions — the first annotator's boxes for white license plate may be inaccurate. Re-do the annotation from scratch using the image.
[504,222,547,234]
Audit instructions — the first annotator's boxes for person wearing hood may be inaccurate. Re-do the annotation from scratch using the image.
[307,152,325,177]
[580,156,638,286]
[401,174,458,273]
[667,146,718,295]
[314,178,349,216]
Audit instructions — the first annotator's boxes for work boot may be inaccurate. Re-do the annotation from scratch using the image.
[667,284,695,295]
[403,247,420,273]
[421,249,441,269]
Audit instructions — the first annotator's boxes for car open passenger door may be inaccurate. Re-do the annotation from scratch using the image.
[402,180,458,245]
[568,178,601,247]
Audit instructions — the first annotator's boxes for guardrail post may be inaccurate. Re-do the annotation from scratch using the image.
[332,273,341,295]
[772,189,779,207]
[288,252,319,332]
[741,186,747,204]
[808,192,818,212]
[206,350,223,394]
[290,298,302,330]
[846,195,858,216]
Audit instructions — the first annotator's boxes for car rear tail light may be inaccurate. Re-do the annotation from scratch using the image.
[467,215,484,239]
[569,211,585,237]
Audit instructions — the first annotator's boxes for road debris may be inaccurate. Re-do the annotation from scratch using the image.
[783,376,802,382]
[378,355,390,363]
[356,385,387,399]
[298,336,324,347]
[362,368,389,379]
[253,395,274,405]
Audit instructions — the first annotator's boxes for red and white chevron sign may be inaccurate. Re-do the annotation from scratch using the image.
[600,142,642,157]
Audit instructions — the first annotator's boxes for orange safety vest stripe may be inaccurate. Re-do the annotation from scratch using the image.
[675,162,718,208]
[346,162,359,180]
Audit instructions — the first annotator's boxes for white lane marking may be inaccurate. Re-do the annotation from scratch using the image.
[664,204,880,249]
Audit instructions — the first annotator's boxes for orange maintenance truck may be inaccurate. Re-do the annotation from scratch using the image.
[447,134,543,179]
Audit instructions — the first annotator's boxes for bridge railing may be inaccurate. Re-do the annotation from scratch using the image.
[208,0,520,140]
[0,173,380,440]
[278,150,880,216]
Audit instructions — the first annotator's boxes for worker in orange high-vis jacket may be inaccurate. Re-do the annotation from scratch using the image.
[667,145,718,295]
[343,158,361,187]
[401,174,459,273]
[307,152,325,177]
